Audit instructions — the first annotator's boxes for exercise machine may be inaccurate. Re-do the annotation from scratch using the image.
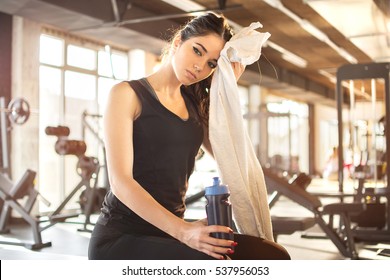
[0,170,52,249]
[336,62,390,243]
[264,167,364,259]
[267,169,316,241]
[0,97,53,249]
[1,97,32,177]
[0,97,105,249]
[81,111,109,190]
[43,125,106,232]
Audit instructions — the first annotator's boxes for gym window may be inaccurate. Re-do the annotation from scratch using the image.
[38,31,128,213]
[266,99,309,173]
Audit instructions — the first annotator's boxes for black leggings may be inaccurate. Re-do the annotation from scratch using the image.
[88,223,290,260]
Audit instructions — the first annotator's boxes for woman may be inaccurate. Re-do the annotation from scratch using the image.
[88,12,290,260]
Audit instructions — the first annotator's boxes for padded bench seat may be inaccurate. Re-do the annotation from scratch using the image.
[322,202,365,215]
[272,216,316,241]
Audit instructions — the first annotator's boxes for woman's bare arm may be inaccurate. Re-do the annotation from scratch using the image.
[103,82,233,259]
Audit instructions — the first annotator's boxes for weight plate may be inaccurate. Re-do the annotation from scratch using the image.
[8,98,30,125]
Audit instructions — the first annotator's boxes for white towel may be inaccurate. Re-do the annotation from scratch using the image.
[209,22,273,240]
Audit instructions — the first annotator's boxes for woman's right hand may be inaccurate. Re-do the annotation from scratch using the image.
[178,220,236,259]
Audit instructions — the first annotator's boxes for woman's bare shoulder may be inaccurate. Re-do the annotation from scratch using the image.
[106,81,141,118]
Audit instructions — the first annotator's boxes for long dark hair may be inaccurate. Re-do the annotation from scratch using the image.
[165,12,233,126]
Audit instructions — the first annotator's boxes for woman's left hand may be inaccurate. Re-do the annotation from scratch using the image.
[231,62,246,81]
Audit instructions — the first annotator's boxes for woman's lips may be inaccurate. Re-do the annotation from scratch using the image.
[186,69,197,80]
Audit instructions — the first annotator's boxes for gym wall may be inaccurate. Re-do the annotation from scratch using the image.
[0,12,12,171]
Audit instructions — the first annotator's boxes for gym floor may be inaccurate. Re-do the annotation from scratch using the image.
[0,179,389,260]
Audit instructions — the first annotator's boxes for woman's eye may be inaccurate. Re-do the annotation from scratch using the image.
[193,47,202,56]
[208,62,217,69]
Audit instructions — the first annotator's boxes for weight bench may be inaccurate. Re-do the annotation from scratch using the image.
[0,170,52,249]
[269,188,316,241]
[271,216,316,242]
[264,168,364,259]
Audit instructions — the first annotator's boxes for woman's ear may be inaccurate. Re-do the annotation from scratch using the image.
[172,35,181,51]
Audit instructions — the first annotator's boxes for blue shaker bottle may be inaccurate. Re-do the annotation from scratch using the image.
[205,177,234,240]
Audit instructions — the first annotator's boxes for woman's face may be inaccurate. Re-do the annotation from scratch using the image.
[171,33,225,86]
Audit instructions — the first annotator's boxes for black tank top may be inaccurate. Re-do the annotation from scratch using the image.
[98,79,204,238]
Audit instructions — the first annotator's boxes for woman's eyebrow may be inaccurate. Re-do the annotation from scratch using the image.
[195,42,207,53]
[195,42,219,62]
